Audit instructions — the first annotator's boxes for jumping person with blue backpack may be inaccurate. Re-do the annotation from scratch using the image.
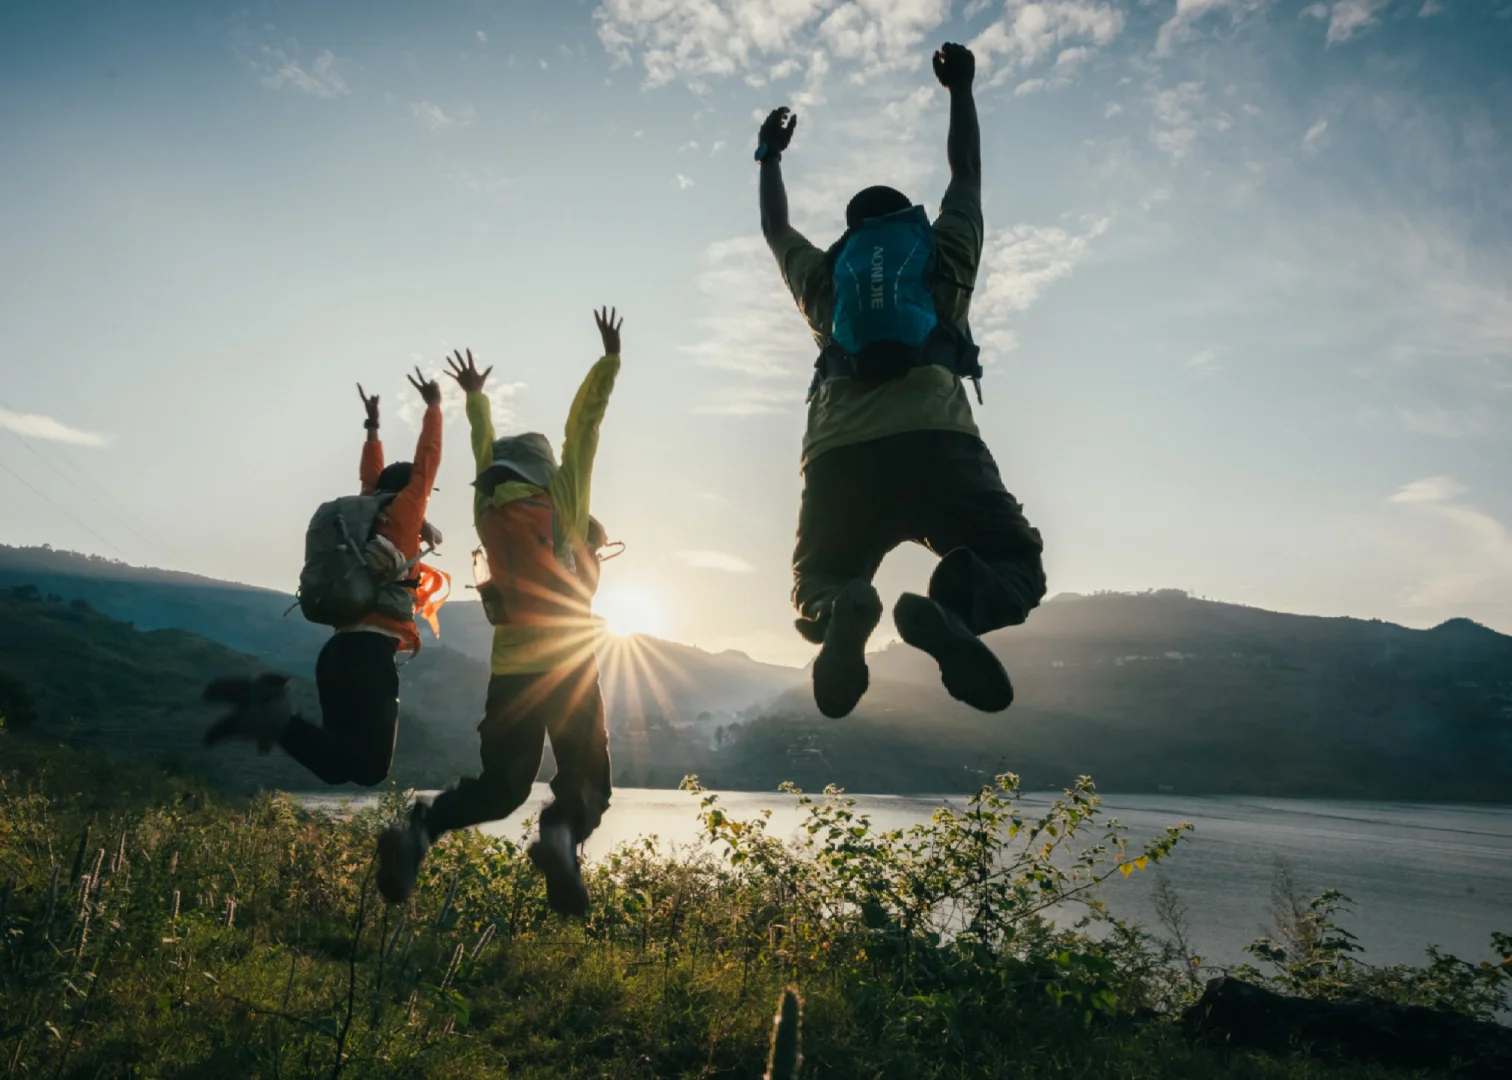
[756,42,1046,720]
[201,370,449,784]
[376,309,624,915]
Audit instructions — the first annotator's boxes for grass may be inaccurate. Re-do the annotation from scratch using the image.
[0,732,1502,1079]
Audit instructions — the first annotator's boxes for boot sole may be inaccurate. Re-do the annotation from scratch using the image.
[894,593,1014,713]
[529,839,589,918]
[812,582,883,719]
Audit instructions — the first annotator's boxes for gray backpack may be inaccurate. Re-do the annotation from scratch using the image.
[295,495,419,627]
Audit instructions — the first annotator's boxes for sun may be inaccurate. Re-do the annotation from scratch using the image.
[594,585,669,639]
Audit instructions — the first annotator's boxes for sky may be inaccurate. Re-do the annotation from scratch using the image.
[1,0,1510,667]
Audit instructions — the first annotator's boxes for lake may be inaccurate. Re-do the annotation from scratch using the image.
[302,786,1512,970]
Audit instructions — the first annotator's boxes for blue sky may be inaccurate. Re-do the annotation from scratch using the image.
[1,0,1509,665]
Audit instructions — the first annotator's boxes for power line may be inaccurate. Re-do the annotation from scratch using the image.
[0,427,159,559]
[45,433,190,563]
[0,455,127,559]
[0,397,188,563]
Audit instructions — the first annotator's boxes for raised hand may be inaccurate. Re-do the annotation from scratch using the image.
[933,42,975,90]
[357,384,380,428]
[407,366,441,406]
[594,306,623,356]
[444,348,491,393]
[757,107,797,161]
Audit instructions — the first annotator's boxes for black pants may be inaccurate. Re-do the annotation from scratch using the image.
[792,430,1047,641]
[280,631,400,787]
[425,659,611,844]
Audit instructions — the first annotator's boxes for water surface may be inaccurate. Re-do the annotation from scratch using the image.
[303,786,1512,969]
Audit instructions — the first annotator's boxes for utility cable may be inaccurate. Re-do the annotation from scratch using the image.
[0,455,127,559]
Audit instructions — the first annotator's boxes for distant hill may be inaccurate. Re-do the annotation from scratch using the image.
[0,544,805,724]
[0,585,466,793]
[0,545,330,673]
[3,548,1509,800]
[704,590,1512,800]
[0,546,805,791]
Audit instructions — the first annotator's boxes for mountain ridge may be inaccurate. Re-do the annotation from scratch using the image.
[2,546,1509,800]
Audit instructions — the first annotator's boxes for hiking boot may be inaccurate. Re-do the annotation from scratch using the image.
[528,820,589,918]
[202,673,292,753]
[811,581,883,719]
[376,804,432,905]
[893,592,1014,713]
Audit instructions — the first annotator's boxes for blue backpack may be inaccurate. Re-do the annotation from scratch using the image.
[808,204,983,401]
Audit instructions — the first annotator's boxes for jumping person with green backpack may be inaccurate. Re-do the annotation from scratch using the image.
[376,309,624,915]
[756,42,1046,720]
[201,368,449,786]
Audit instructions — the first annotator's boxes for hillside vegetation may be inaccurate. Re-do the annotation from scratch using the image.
[2,735,1507,1079]
[706,591,1512,799]
[0,586,466,792]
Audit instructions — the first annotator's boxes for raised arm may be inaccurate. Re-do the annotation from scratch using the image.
[357,384,383,494]
[934,43,980,191]
[757,107,803,253]
[380,369,442,551]
[445,348,497,478]
[551,308,622,550]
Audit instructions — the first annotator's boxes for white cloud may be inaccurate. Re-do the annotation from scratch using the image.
[1399,406,1488,440]
[1418,0,1445,15]
[477,30,488,43]
[1388,479,1512,625]
[0,410,108,448]
[410,100,473,132]
[971,1,1125,88]
[1302,117,1328,147]
[677,550,757,572]
[1150,81,1208,160]
[595,0,839,90]
[1186,348,1221,376]
[682,235,817,379]
[1323,0,1390,46]
[447,166,516,200]
[973,215,1111,356]
[396,370,525,433]
[261,49,349,98]
[1390,476,1466,505]
[1154,0,1270,60]
[815,0,951,79]
[1104,101,1123,118]
[674,173,697,189]
[692,385,795,415]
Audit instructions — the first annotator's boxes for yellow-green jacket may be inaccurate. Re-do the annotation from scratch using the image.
[466,354,620,675]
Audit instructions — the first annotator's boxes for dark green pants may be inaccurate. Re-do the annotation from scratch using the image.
[792,430,1046,642]
[425,659,611,844]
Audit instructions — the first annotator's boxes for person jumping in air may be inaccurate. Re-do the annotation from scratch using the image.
[202,369,449,785]
[376,309,624,916]
[755,42,1046,719]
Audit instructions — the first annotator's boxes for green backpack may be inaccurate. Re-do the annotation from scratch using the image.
[295,495,420,628]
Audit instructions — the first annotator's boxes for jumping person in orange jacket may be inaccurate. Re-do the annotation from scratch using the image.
[202,368,449,786]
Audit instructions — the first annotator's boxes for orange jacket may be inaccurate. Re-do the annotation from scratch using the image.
[357,405,449,651]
